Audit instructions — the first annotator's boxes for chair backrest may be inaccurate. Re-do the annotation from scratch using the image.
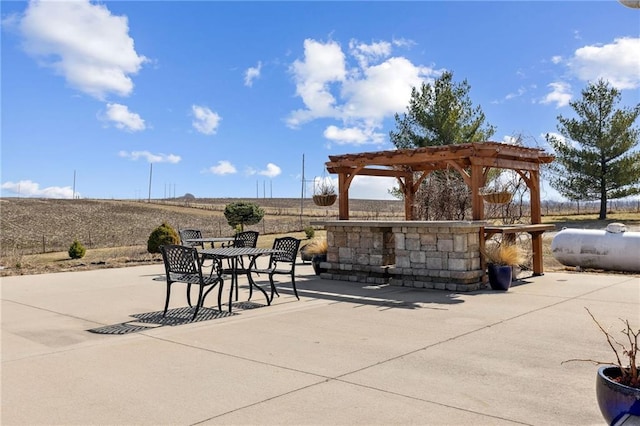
[271,237,301,264]
[179,229,203,248]
[234,231,259,248]
[160,244,201,276]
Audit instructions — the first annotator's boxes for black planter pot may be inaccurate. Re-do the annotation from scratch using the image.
[596,366,640,425]
[300,244,313,262]
[312,254,327,275]
[487,264,512,290]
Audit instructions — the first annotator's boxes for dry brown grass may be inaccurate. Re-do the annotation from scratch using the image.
[1,197,638,277]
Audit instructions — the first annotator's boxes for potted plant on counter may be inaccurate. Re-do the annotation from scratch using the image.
[562,308,639,425]
[481,243,523,290]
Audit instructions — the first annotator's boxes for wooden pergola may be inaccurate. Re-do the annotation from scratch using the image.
[325,141,556,275]
[325,141,554,222]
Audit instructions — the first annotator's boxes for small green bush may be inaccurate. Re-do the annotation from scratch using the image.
[68,239,86,259]
[304,226,315,239]
[147,222,180,254]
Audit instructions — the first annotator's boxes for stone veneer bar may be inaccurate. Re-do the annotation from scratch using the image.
[313,220,486,291]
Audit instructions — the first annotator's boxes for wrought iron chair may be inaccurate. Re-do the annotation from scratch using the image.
[159,244,224,320]
[179,229,204,249]
[229,230,259,268]
[232,231,259,248]
[251,237,301,303]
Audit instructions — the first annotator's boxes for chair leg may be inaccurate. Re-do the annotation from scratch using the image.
[291,272,299,300]
[217,280,224,311]
[268,274,278,302]
[163,282,172,317]
[192,285,204,320]
[186,283,193,307]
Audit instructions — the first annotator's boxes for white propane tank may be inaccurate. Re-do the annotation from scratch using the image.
[551,223,640,272]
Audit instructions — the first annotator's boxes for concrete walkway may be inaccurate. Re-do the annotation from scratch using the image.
[2,261,638,425]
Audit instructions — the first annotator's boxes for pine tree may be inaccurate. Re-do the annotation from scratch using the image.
[545,80,640,219]
[389,71,495,219]
[390,71,495,148]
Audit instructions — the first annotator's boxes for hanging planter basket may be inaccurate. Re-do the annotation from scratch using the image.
[313,194,337,206]
[481,190,512,204]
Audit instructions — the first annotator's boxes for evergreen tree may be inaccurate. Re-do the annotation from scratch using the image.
[545,80,640,219]
[390,71,495,148]
[389,71,495,219]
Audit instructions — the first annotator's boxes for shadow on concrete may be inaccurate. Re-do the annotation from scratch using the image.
[86,302,268,335]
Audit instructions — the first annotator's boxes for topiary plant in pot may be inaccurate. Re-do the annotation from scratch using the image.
[562,308,639,425]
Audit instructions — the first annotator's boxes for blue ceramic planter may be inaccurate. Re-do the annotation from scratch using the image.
[596,366,640,425]
[487,264,512,291]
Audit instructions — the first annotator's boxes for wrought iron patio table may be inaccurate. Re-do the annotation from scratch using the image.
[199,247,282,312]
[184,237,235,248]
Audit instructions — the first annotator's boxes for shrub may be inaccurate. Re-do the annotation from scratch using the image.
[68,239,86,259]
[147,222,180,254]
[304,226,315,239]
[224,201,265,232]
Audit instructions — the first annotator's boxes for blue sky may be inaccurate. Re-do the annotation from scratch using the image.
[1,1,639,201]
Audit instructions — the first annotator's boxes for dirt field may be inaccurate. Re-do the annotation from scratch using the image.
[1,197,638,277]
[0,197,403,275]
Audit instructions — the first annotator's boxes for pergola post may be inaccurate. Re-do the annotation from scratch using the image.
[528,169,545,275]
[338,172,349,220]
[471,164,485,220]
[403,173,415,220]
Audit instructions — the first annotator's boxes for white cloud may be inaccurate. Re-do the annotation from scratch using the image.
[324,125,384,145]
[287,38,435,146]
[1,180,76,198]
[544,131,578,151]
[208,160,236,175]
[244,61,262,87]
[502,135,519,145]
[505,87,526,100]
[258,163,281,178]
[341,56,432,120]
[348,175,398,200]
[287,39,347,127]
[569,37,640,90]
[551,55,563,64]
[17,0,147,100]
[541,81,572,108]
[118,151,180,163]
[103,103,145,131]
[349,39,392,68]
[192,105,221,135]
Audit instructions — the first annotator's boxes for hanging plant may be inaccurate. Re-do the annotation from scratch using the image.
[313,174,337,206]
[480,176,514,204]
[480,190,512,204]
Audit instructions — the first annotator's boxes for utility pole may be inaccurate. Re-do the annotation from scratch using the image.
[300,153,305,227]
[72,170,76,199]
[148,163,153,202]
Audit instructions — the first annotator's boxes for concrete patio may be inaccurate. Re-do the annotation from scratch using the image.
[2,260,638,425]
